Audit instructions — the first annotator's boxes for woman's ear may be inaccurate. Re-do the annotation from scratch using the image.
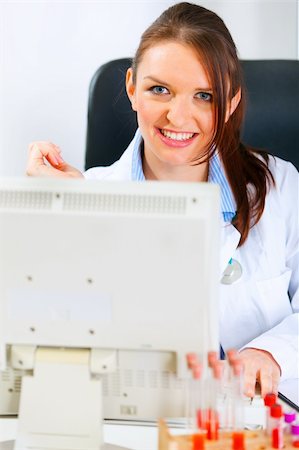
[225,88,241,123]
[126,68,137,112]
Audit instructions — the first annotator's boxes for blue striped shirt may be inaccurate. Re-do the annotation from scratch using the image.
[131,130,236,223]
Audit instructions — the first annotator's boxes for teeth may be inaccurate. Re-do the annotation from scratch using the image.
[160,129,195,141]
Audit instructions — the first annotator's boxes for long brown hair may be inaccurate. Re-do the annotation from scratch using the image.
[132,2,274,246]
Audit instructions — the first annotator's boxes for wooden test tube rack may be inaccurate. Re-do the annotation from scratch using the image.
[158,419,295,449]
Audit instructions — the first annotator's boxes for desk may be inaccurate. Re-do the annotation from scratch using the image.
[0,419,157,450]
[0,401,265,450]
[0,379,297,450]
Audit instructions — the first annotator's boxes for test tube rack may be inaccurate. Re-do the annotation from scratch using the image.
[158,420,295,449]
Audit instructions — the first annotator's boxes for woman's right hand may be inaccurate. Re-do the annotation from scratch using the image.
[26,141,84,178]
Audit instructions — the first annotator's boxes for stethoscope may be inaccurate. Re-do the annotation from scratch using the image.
[220,258,242,284]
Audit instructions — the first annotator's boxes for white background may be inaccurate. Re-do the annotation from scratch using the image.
[0,0,298,176]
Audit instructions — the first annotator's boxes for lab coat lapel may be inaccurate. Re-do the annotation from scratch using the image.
[220,221,241,273]
[220,219,265,279]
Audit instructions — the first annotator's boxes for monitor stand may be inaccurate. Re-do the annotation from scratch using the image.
[9,347,128,450]
[0,441,131,450]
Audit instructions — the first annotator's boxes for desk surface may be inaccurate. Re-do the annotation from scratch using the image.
[0,378,297,450]
[1,419,157,450]
[0,402,265,450]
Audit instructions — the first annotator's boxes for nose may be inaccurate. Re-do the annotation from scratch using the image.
[166,96,193,129]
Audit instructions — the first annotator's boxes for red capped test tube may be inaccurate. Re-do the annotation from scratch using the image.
[204,361,221,440]
[232,360,244,430]
[230,359,245,449]
[270,404,284,449]
[185,353,200,429]
[207,351,218,369]
[187,353,199,370]
[224,349,238,389]
[192,363,206,433]
[264,393,277,435]
[224,356,243,431]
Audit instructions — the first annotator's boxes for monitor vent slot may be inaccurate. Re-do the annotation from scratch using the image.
[14,375,22,393]
[148,370,159,389]
[0,191,52,210]
[63,193,187,215]
[136,370,145,388]
[0,190,187,214]
[111,371,121,396]
[1,368,22,393]
[102,369,183,397]
[1,369,10,382]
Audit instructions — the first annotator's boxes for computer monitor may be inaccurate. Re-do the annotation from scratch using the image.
[0,177,220,449]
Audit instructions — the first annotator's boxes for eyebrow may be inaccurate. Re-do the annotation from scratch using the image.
[143,76,213,92]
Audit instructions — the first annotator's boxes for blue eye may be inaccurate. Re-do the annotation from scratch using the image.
[196,92,213,102]
[150,86,169,95]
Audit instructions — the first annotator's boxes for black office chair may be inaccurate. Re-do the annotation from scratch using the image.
[85,59,299,171]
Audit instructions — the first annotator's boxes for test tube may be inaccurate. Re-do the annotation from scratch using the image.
[226,349,238,365]
[192,363,205,432]
[224,356,242,431]
[284,411,296,433]
[232,360,244,429]
[204,361,221,440]
[230,360,245,449]
[270,404,284,449]
[185,353,199,430]
[264,393,277,435]
[207,351,217,369]
[291,422,299,448]
[224,348,239,388]
[200,351,218,438]
[187,353,199,370]
[192,363,207,449]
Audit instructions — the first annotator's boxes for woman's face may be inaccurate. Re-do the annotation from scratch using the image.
[126,41,216,170]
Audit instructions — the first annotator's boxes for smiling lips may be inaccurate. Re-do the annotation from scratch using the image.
[160,128,195,141]
[157,127,198,148]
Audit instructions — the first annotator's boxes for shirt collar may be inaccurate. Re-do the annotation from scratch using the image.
[131,129,236,222]
[209,152,236,222]
[131,129,145,182]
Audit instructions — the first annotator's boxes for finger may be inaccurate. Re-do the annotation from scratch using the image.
[29,141,62,160]
[29,142,64,167]
[242,365,257,398]
[48,142,63,157]
[269,368,280,397]
[27,145,62,177]
[30,163,73,178]
[259,368,273,398]
[28,141,59,155]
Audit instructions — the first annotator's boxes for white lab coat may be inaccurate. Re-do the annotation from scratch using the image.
[85,135,299,381]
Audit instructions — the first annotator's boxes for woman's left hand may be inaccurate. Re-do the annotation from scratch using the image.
[239,348,281,398]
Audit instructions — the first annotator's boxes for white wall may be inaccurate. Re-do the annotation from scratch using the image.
[0,0,298,176]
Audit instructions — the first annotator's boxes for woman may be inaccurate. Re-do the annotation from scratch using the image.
[26,2,299,398]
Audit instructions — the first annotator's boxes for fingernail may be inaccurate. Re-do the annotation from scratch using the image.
[245,389,254,397]
[56,154,64,164]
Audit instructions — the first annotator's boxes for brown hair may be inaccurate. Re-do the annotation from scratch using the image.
[132,2,274,246]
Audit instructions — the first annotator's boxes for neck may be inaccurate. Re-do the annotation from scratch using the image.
[142,151,209,183]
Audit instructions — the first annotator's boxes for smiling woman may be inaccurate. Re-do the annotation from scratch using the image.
[26,2,299,400]
[125,42,216,179]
